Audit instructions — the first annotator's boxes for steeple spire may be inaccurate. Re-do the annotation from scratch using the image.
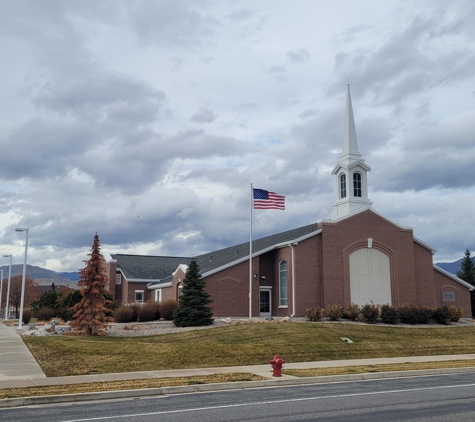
[331,86,372,220]
[341,85,361,161]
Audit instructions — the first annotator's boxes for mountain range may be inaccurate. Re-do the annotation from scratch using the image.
[0,264,79,288]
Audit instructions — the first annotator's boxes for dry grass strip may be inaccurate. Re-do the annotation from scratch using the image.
[0,373,264,399]
[283,360,475,377]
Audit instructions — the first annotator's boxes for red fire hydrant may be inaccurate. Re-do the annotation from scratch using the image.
[270,354,285,377]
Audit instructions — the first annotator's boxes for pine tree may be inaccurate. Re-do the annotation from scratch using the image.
[456,249,475,317]
[173,259,213,327]
[69,233,112,336]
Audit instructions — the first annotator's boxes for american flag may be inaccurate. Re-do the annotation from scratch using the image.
[253,188,285,210]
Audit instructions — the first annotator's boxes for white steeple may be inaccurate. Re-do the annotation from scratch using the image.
[331,85,372,219]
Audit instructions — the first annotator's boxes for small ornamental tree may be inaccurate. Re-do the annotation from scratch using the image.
[173,259,213,327]
[69,233,112,336]
[456,249,475,317]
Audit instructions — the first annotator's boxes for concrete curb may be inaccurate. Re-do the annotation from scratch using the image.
[2,366,475,408]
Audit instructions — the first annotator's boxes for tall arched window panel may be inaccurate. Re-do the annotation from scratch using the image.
[279,261,288,307]
[353,172,362,197]
[340,174,347,199]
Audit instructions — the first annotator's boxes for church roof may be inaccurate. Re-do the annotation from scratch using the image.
[111,254,191,281]
[113,223,320,285]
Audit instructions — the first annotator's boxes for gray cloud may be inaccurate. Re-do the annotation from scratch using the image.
[190,108,218,123]
[287,48,310,63]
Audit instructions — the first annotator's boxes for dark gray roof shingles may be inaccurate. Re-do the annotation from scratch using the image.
[112,223,320,283]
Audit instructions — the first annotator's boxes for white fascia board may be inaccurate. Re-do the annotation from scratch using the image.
[103,252,116,263]
[433,265,474,290]
[274,230,322,248]
[331,163,342,175]
[126,278,162,283]
[347,161,371,171]
[147,282,172,290]
[202,230,321,278]
[414,237,437,254]
[173,264,188,276]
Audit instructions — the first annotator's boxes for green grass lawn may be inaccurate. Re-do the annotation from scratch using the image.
[23,322,475,377]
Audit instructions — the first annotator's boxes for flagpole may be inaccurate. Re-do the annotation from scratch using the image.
[249,183,253,319]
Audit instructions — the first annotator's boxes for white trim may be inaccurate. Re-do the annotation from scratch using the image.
[134,290,145,303]
[147,282,172,290]
[279,260,288,307]
[414,237,437,254]
[154,289,162,303]
[433,265,474,290]
[126,278,162,283]
[173,264,188,276]
[103,252,116,263]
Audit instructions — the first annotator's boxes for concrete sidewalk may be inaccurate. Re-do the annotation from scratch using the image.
[0,323,46,381]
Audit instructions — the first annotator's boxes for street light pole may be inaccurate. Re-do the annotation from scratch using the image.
[3,255,12,321]
[0,270,3,318]
[15,228,29,330]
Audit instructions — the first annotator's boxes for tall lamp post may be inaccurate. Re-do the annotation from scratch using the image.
[3,254,12,321]
[0,270,3,319]
[15,228,29,330]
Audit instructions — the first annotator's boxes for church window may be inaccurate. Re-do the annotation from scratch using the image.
[279,261,288,307]
[340,174,346,199]
[353,172,362,197]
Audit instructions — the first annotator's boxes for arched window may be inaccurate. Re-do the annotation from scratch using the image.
[340,174,347,199]
[279,261,288,307]
[353,172,362,197]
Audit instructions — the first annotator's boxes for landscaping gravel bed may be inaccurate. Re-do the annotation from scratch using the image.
[105,317,475,337]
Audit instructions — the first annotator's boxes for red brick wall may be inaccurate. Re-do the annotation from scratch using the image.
[414,242,437,308]
[205,259,256,317]
[320,210,418,308]
[433,269,472,317]
[293,236,322,315]
[105,260,117,300]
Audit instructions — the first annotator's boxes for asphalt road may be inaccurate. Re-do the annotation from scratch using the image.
[3,372,475,422]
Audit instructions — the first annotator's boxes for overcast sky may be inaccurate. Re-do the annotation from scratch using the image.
[1,0,474,272]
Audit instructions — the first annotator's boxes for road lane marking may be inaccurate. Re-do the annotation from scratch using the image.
[61,382,475,422]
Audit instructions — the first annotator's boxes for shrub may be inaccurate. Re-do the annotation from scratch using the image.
[380,304,399,324]
[138,302,160,322]
[398,303,423,325]
[56,290,82,322]
[130,304,141,322]
[433,306,451,325]
[346,303,359,321]
[305,306,324,322]
[326,304,343,321]
[360,302,380,324]
[159,300,179,320]
[419,306,435,322]
[36,306,56,321]
[448,305,463,322]
[22,309,32,325]
[114,305,135,323]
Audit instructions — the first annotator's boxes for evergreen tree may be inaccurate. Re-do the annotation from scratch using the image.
[30,288,59,315]
[456,249,475,317]
[69,233,112,336]
[173,259,213,327]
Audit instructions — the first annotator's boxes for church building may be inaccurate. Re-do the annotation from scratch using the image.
[105,87,472,317]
